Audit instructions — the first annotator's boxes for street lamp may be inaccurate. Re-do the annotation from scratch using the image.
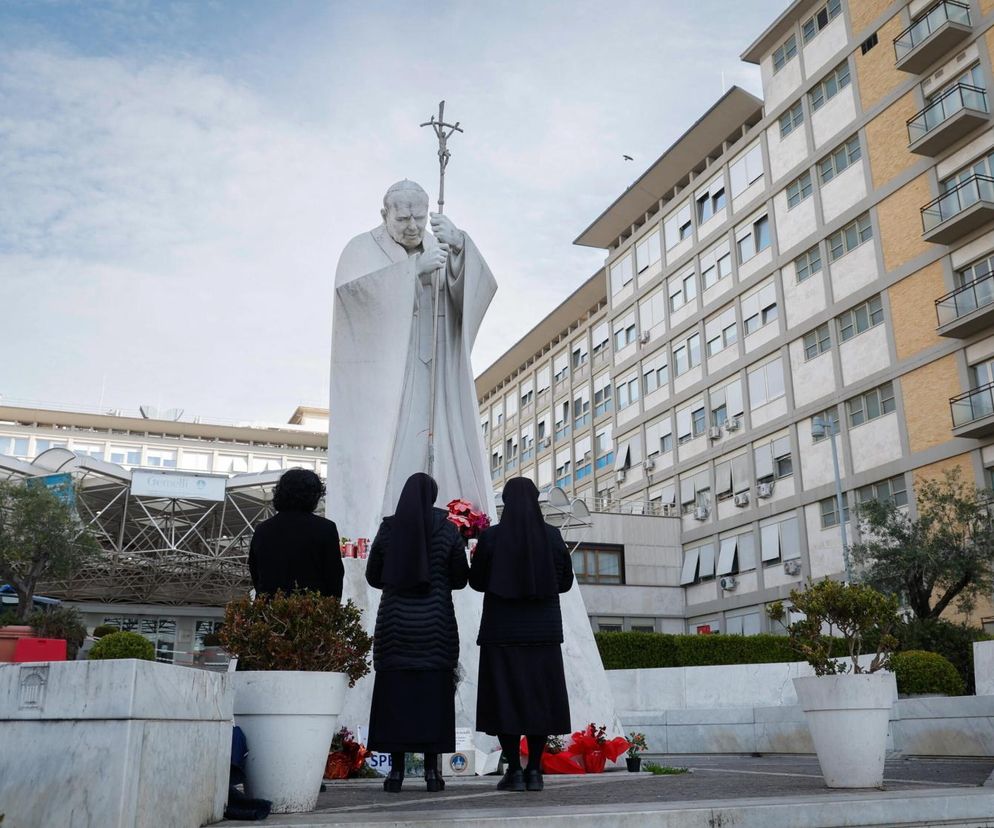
[811,414,853,583]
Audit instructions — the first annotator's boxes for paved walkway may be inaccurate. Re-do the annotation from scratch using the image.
[221,754,994,827]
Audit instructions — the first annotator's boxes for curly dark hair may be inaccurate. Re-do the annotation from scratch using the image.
[272,468,325,513]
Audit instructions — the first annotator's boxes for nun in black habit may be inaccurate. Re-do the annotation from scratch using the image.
[469,476,574,793]
[365,473,469,793]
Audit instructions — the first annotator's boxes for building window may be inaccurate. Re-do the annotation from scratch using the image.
[595,425,614,468]
[72,442,105,460]
[779,100,805,139]
[855,474,908,508]
[520,383,534,408]
[837,294,884,342]
[664,202,693,250]
[786,171,813,209]
[109,445,142,465]
[669,270,698,312]
[756,435,792,482]
[809,60,851,112]
[748,358,786,409]
[847,382,896,428]
[737,215,770,264]
[811,406,840,442]
[691,406,707,437]
[705,306,738,357]
[673,333,701,376]
[820,494,851,528]
[761,515,801,563]
[795,245,822,283]
[773,33,798,73]
[194,619,224,653]
[613,316,637,350]
[594,375,613,416]
[616,375,640,410]
[803,322,831,360]
[828,212,872,261]
[742,281,778,335]
[696,180,726,224]
[572,543,624,585]
[553,352,569,384]
[730,142,765,197]
[635,229,662,273]
[643,358,669,395]
[680,542,716,585]
[819,135,861,184]
[34,438,67,454]
[0,436,29,457]
[572,388,591,428]
[572,340,589,369]
[802,0,842,44]
[610,254,634,295]
[701,245,732,290]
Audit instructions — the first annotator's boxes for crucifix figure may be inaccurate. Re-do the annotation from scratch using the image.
[327,103,497,541]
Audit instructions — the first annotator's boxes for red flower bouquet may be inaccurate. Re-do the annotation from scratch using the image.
[324,727,369,780]
[446,498,491,540]
[518,725,630,775]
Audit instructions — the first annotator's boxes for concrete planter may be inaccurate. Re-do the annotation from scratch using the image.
[0,658,232,827]
[793,673,895,788]
[232,671,347,813]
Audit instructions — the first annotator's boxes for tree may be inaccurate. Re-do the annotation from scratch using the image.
[850,469,994,621]
[0,479,99,621]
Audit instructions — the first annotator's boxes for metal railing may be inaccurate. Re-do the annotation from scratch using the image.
[936,271,994,326]
[921,174,994,233]
[894,0,970,62]
[908,83,987,144]
[950,380,994,427]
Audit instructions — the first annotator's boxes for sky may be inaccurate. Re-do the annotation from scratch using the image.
[0,0,787,424]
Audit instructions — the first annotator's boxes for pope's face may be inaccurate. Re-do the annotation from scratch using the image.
[382,196,429,250]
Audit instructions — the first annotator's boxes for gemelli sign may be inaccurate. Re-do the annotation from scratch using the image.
[130,470,227,502]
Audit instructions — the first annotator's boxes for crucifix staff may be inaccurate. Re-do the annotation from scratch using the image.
[420,100,463,477]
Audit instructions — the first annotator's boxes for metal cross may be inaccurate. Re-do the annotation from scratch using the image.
[420,100,463,215]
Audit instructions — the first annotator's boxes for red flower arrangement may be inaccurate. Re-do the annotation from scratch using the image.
[519,724,629,775]
[446,498,491,540]
[324,727,369,780]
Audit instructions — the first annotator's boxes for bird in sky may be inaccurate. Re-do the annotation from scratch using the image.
[623,155,634,161]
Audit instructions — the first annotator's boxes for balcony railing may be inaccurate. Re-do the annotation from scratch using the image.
[907,84,988,152]
[921,174,994,243]
[936,272,994,332]
[894,1,971,72]
[951,381,994,429]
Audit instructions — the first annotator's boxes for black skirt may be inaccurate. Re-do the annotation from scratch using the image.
[367,669,456,753]
[476,644,571,736]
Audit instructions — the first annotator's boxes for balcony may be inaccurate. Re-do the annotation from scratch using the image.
[894,0,971,74]
[908,84,988,156]
[951,382,994,437]
[936,272,994,337]
[921,175,994,245]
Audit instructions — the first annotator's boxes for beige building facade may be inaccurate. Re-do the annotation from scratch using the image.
[478,0,994,634]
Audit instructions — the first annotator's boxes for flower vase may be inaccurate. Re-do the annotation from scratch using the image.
[583,750,607,773]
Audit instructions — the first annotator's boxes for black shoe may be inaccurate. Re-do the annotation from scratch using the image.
[425,768,446,792]
[496,768,525,792]
[524,768,544,791]
[383,770,404,793]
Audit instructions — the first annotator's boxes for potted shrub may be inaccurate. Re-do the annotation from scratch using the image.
[219,590,371,814]
[626,732,647,772]
[88,631,156,661]
[768,579,899,789]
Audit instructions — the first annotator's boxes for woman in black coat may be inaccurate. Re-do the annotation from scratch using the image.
[365,472,469,793]
[248,469,344,599]
[470,476,574,793]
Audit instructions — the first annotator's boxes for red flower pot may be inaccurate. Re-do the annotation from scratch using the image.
[583,750,607,773]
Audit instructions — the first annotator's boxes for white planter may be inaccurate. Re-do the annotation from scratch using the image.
[233,670,347,813]
[793,672,896,788]
[0,659,232,828]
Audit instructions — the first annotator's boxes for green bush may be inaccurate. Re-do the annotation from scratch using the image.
[595,631,851,670]
[88,631,155,661]
[27,606,87,659]
[890,650,965,696]
[92,624,118,639]
[876,619,992,694]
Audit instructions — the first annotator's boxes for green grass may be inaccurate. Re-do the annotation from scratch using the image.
[643,762,688,775]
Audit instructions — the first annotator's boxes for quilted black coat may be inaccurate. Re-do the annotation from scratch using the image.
[365,507,469,672]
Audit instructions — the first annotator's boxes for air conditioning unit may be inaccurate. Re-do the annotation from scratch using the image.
[783,560,802,576]
[616,469,627,483]
[733,492,750,507]
[708,426,722,440]
[724,417,741,432]
[639,332,651,345]
[719,576,738,591]
[694,505,709,521]
[757,481,775,499]
[643,457,656,471]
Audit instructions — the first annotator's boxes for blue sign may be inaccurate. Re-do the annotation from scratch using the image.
[27,473,76,509]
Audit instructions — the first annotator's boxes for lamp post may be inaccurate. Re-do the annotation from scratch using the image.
[811,414,853,583]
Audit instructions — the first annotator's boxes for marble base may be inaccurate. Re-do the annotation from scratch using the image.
[340,558,623,757]
[0,659,232,828]
[975,641,994,696]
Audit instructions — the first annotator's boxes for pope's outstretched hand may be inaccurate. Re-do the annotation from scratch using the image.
[430,213,464,252]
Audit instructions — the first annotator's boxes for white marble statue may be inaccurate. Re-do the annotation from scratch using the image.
[328,179,496,538]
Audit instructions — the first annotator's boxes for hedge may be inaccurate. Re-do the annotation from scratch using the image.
[594,631,849,670]
[88,631,155,661]
[890,650,965,696]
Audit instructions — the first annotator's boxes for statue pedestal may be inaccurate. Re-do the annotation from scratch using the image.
[339,557,623,755]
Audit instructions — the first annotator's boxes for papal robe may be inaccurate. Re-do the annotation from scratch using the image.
[328,223,497,539]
